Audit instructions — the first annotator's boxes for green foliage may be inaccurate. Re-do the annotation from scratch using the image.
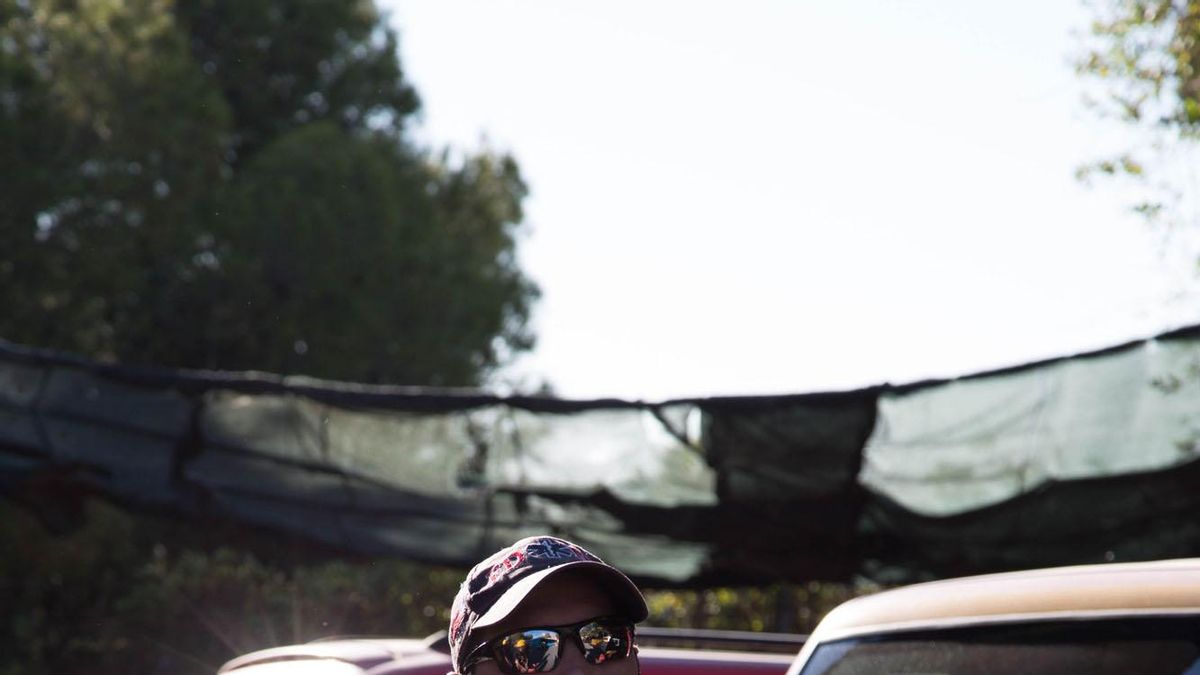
[644,583,864,635]
[0,499,464,674]
[0,499,861,674]
[0,498,143,674]
[1077,0,1200,224]
[0,0,537,386]
[155,122,536,383]
[172,0,420,160]
[0,0,231,357]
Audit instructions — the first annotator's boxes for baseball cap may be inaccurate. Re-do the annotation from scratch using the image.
[447,535,648,673]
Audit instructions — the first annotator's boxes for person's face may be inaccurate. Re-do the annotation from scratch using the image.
[465,569,640,675]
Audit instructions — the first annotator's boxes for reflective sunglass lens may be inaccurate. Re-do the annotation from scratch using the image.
[498,629,561,673]
[578,620,632,664]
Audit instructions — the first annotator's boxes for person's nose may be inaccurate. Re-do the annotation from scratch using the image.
[554,644,592,675]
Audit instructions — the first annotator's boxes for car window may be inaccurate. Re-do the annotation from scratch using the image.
[799,616,1200,675]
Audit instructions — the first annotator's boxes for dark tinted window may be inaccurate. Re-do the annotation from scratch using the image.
[800,616,1200,674]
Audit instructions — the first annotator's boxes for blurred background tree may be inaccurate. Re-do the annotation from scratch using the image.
[0,0,544,671]
[0,0,537,386]
[0,499,468,674]
[1078,0,1200,232]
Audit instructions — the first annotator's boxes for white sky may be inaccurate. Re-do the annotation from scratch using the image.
[381,0,1200,400]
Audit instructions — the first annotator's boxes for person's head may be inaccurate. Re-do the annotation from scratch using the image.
[447,536,648,675]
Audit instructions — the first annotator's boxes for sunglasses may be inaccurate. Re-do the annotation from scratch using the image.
[462,616,636,674]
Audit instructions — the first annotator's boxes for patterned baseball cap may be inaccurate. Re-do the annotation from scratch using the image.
[447,535,648,674]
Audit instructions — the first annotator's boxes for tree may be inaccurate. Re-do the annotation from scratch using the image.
[1077,0,1200,227]
[170,0,421,164]
[0,0,537,386]
[180,122,536,384]
[0,0,231,358]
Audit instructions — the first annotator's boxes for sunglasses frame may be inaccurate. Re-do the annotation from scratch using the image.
[462,615,636,674]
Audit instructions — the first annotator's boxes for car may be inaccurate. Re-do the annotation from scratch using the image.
[785,557,1200,674]
[218,626,800,675]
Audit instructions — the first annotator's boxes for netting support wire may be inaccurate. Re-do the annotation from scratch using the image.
[650,405,704,457]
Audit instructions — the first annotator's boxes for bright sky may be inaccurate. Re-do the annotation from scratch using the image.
[382,0,1200,400]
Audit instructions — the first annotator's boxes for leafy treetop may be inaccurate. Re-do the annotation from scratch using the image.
[0,0,538,386]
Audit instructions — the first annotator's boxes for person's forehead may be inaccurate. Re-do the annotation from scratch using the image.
[483,571,621,637]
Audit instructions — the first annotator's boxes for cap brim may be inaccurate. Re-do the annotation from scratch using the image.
[474,560,649,630]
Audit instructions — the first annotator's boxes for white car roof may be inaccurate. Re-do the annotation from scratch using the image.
[782,558,1200,675]
[815,558,1200,641]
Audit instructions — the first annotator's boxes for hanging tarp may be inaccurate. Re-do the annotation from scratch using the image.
[4,325,1200,585]
[861,337,1200,516]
